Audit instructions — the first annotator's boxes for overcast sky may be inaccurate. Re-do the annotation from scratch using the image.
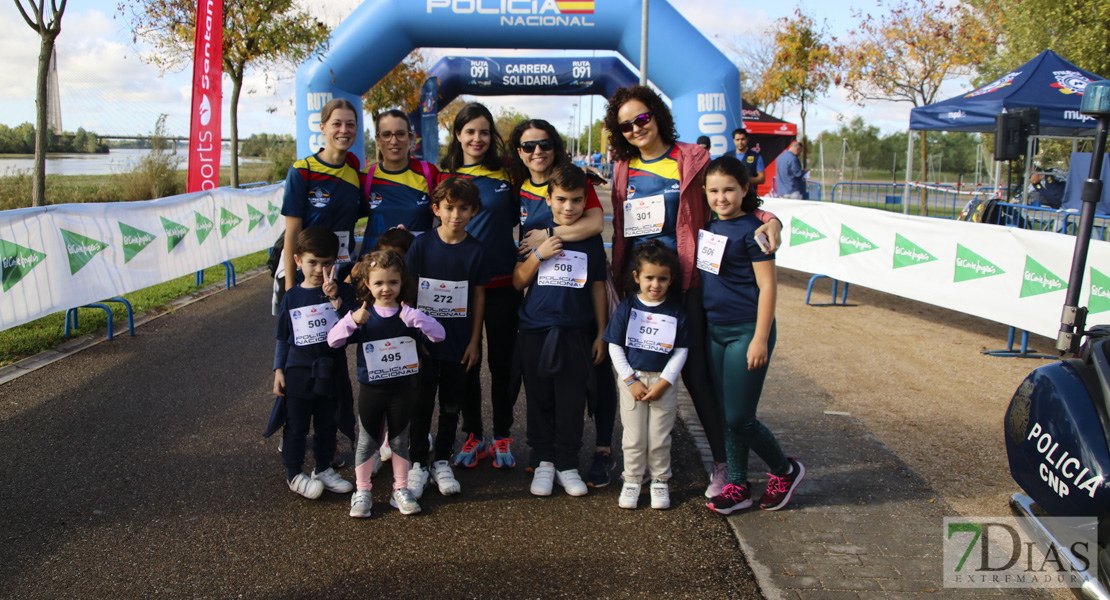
[0,0,974,140]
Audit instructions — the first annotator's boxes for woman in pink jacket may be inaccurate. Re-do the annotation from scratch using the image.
[605,85,782,499]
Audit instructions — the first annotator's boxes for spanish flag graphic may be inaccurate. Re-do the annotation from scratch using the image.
[556,0,595,14]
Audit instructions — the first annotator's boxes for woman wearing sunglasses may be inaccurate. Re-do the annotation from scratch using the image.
[604,85,783,499]
[439,102,522,471]
[360,110,440,254]
[506,119,618,488]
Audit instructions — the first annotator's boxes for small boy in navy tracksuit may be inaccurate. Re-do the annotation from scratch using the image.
[513,164,609,498]
[272,226,356,500]
[405,177,491,498]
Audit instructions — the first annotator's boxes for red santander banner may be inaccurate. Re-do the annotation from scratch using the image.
[187,0,223,192]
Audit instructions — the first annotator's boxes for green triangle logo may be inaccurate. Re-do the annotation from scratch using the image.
[267,201,280,226]
[892,234,937,269]
[1020,256,1066,298]
[1090,268,1110,314]
[954,244,1005,282]
[0,238,46,292]
[247,204,264,232]
[195,211,214,245]
[839,224,879,256]
[790,217,826,247]
[160,217,189,253]
[220,207,242,238]
[118,221,156,264]
[59,228,108,275]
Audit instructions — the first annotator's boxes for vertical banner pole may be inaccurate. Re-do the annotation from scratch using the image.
[187,0,223,193]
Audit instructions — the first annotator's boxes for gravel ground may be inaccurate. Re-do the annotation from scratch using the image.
[0,275,761,600]
[773,267,1046,520]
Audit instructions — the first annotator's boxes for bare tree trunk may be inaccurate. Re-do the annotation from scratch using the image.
[799,101,808,169]
[32,36,55,207]
[229,74,242,188]
[918,130,928,216]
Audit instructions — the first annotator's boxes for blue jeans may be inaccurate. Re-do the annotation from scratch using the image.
[707,321,789,484]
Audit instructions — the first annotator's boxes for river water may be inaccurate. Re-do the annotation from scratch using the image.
[0,148,264,177]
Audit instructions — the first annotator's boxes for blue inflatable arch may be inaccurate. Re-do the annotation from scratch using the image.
[294,0,742,163]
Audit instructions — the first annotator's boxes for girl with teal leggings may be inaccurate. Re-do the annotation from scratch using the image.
[700,155,805,515]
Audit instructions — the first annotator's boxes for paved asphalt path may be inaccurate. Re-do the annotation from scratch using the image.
[0,274,761,599]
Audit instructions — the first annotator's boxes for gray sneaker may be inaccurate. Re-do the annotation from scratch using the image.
[349,489,372,518]
[390,488,421,515]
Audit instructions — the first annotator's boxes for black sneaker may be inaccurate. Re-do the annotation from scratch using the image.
[586,450,615,488]
[759,458,805,511]
[706,483,752,515]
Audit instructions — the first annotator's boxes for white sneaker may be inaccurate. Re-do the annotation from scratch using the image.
[650,480,671,510]
[312,467,354,494]
[371,450,382,476]
[390,488,421,515]
[380,439,392,462]
[288,473,323,500]
[349,489,372,518]
[430,460,461,496]
[531,461,556,496]
[556,468,588,497]
[618,482,641,509]
[408,462,430,499]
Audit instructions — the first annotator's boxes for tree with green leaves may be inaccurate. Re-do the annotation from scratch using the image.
[752,10,834,168]
[836,0,994,213]
[16,0,67,207]
[120,0,329,188]
[966,0,1110,83]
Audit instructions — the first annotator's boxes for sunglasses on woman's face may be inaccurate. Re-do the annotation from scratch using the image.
[619,112,653,133]
[519,139,554,154]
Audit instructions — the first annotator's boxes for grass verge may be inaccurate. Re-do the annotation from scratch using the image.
[0,250,270,367]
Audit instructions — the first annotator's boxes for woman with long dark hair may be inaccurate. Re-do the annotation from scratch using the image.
[506,118,617,488]
[605,85,782,499]
[440,102,521,472]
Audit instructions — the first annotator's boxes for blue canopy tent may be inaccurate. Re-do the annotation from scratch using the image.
[905,50,1104,208]
[909,50,1103,135]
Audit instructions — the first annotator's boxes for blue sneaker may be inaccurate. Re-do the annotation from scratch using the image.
[491,437,516,469]
[586,450,615,488]
[453,433,489,468]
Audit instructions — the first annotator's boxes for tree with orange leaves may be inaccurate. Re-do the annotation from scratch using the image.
[751,10,834,169]
[836,0,995,213]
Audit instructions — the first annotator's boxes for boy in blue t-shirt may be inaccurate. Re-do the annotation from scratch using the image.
[513,165,608,498]
[405,178,491,499]
[271,226,357,500]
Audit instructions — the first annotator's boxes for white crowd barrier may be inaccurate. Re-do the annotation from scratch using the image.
[763,197,1110,340]
[0,184,285,331]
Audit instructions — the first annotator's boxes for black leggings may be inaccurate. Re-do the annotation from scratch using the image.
[461,285,522,439]
[356,379,413,466]
[682,287,727,463]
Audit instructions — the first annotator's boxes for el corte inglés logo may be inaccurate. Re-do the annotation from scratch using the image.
[1089,268,1110,314]
[954,244,1005,282]
[118,221,156,264]
[248,205,265,232]
[839,224,878,257]
[789,217,825,247]
[0,238,46,292]
[267,202,280,226]
[892,233,936,269]
[1020,256,1065,298]
[195,211,214,245]
[161,217,189,253]
[220,208,242,238]
[59,229,108,275]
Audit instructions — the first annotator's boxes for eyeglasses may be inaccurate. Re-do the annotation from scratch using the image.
[619,112,653,133]
[519,139,554,154]
[377,130,410,140]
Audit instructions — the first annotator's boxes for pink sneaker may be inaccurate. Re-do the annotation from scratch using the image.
[705,462,729,498]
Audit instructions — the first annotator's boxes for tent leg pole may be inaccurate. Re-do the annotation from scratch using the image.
[903,131,914,215]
